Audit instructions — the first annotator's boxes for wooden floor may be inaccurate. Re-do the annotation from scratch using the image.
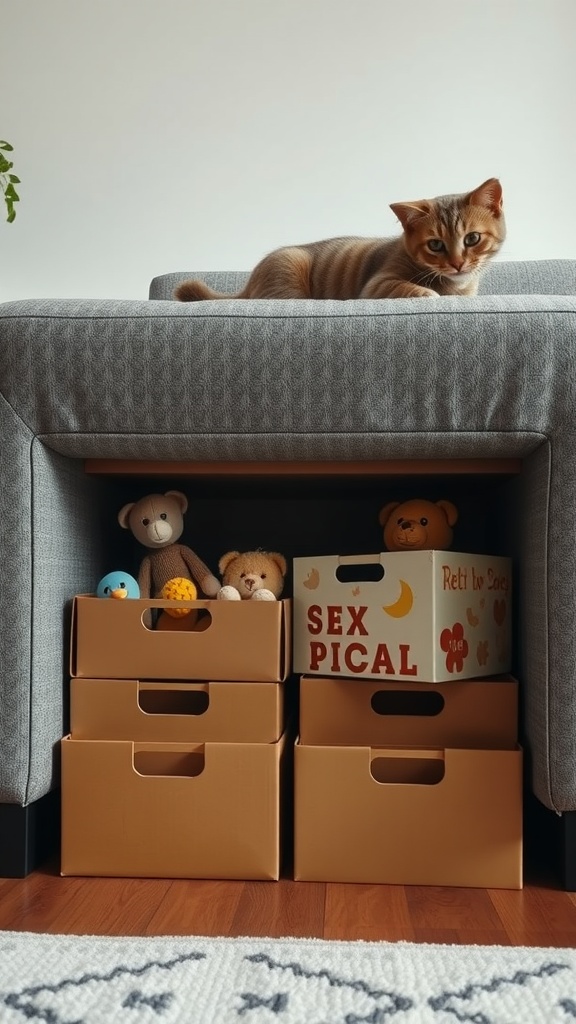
[2,858,576,947]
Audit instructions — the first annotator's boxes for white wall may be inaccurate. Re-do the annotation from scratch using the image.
[2,0,575,300]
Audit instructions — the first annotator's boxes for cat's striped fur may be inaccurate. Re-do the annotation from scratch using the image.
[175,178,505,302]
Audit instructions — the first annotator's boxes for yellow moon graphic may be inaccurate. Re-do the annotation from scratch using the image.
[382,579,414,618]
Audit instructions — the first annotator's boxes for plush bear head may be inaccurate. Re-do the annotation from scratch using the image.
[217,550,287,601]
[378,499,458,552]
[118,491,187,549]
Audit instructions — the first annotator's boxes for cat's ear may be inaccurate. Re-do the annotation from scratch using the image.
[467,178,503,216]
[390,201,431,230]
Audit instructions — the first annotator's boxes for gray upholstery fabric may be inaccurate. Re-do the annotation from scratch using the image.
[0,427,108,803]
[1,259,576,814]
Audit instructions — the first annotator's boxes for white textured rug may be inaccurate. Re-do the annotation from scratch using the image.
[1,930,576,1023]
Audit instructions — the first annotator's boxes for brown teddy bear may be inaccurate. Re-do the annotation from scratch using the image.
[118,490,220,599]
[217,550,287,601]
[379,498,458,551]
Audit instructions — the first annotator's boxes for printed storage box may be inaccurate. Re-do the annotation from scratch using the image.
[293,551,511,682]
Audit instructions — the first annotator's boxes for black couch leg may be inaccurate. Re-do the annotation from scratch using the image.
[558,811,576,891]
[525,791,576,891]
[0,790,60,878]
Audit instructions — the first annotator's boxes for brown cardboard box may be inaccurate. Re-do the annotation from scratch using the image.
[293,551,512,682]
[299,675,518,748]
[61,731,288,879]
[70,677,286,743]
[294,740,523,888]
[70,596,291,682]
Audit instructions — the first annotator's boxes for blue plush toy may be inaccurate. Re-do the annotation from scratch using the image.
[96,571,140,600]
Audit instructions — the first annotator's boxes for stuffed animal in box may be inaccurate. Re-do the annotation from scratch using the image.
[118,491,219,599]
[160,576,198,617]
[96,571,140,599]
[217,550,287,601]
[379,498,458,551]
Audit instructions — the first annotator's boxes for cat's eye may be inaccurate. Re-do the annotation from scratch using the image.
[464,232,481,247]
[427,239,445,253]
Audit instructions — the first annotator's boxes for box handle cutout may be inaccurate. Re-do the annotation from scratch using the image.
[370,690,445,718]
[133,749,205,777]
[140,607,212,633]
[370,750,445,785]
[138,689,210,717]
[336,562,385,584]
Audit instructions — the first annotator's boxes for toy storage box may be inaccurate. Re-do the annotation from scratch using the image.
[70,677,286,744]
[294,676,522,888]
[293,551,511,682]
[299,675,518,747]
[61,731,288,879]
[294,742,522,888]
[70,595,291,682]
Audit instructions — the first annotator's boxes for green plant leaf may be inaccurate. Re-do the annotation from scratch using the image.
[1,142,20,222]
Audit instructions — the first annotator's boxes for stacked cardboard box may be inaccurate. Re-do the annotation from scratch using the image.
[61,595,291,879]
[292,551,523,888]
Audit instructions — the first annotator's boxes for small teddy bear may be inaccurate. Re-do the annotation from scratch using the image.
[217,550,287,602]
[379,498,458,551]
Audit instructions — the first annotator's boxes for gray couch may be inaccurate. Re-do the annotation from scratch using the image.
[1,259,576,883]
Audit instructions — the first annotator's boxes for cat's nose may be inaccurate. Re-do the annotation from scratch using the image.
[451,260,465,272]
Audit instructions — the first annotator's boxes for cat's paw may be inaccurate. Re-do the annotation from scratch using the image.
[406,285,439,298]
[378,282,440,299]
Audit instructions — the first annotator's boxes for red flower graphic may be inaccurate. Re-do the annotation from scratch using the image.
[440,621,469,673]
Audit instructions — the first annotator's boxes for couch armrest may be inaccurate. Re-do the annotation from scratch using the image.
[479,259,576,295]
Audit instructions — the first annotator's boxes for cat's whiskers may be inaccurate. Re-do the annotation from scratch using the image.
[410,268,442,289]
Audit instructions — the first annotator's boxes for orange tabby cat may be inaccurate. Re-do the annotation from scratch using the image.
[175,178,505,302]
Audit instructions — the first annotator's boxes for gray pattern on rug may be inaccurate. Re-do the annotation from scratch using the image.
[0,931,574,1023]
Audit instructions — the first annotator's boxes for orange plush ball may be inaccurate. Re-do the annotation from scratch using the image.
[160,576,197,617]
[379,499,458,552]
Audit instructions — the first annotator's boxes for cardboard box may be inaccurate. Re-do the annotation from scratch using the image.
[299,675,518,747]
[61,731,288,879]
[70,596,291,682]
[70,677,286,743]
[293,551,512,682]
[294,740,523,888]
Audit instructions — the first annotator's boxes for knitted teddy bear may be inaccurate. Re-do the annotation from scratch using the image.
[118,491,220,599]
